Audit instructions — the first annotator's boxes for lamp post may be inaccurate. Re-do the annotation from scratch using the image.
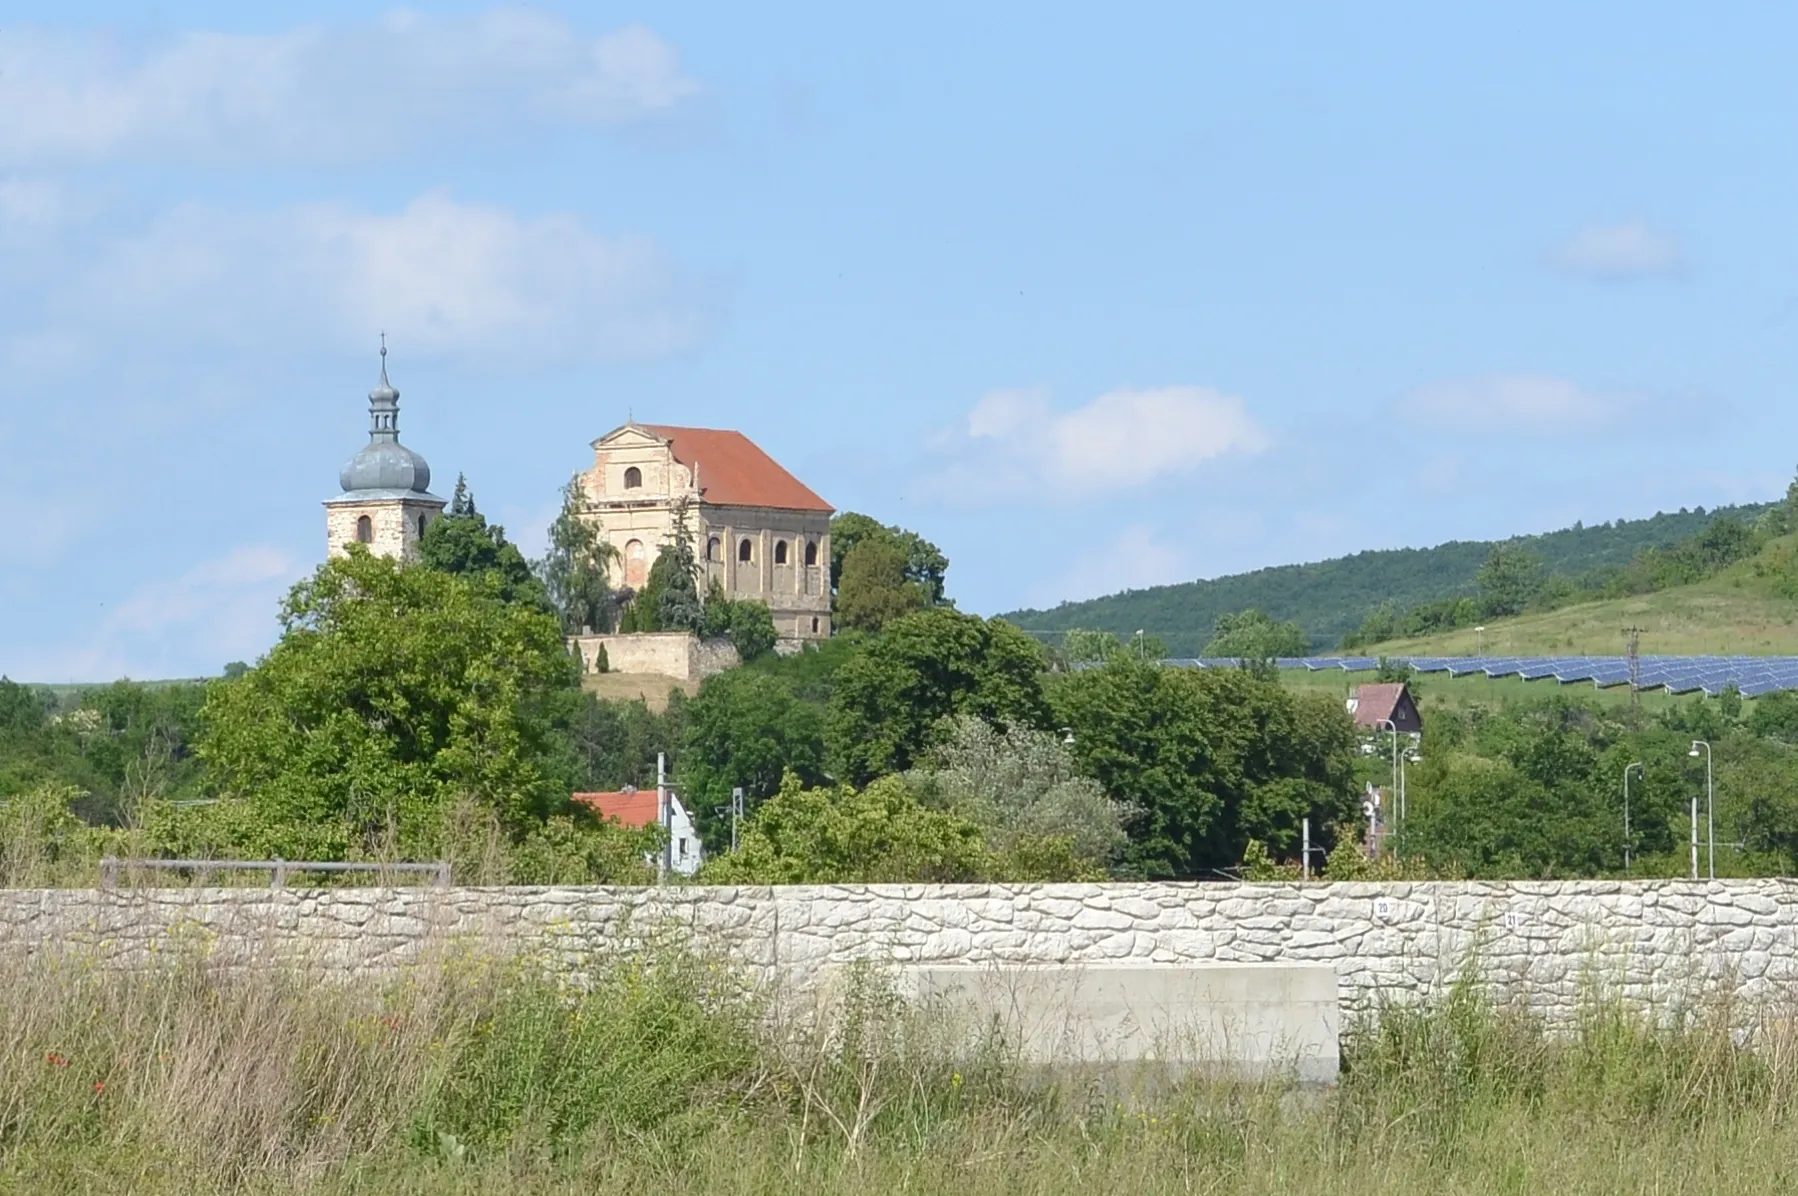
[1689,741,1714,880]
[1375,718,1400,854]
[1622,761,1642,874]
[1475,625,1486,657]
[1134,629,1146,661]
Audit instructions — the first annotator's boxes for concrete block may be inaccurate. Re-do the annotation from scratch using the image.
[900,962,1338,1083]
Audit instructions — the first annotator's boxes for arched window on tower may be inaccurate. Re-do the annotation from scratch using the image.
[706,537,721,562]
[804,541,819,567]
[356,515,373,544]
[417,514,428,539]
[623,466,642,489]
[774,540,789,565]
[738,538,754,563]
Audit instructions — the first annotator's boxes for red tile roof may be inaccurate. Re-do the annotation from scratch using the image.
[1352,683,1409,729]
[641,425,833,513]
[573,789,659,828]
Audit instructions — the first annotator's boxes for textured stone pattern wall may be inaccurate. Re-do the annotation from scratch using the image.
[6,881,1796,1020]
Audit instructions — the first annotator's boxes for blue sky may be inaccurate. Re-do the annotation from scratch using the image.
[3,3,1795,679]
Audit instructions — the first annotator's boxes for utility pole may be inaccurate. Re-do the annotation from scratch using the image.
[657,752,670,885]
[1624,626,1644,711]
[730,786,744,853]
[1301,816,1312,880]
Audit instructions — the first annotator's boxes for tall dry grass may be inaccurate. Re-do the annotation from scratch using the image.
[4,940,1798,1195]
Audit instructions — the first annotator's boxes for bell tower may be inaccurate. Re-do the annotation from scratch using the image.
[323,339,446,560]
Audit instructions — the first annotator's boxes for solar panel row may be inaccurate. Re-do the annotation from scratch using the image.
[1167,656,1798,696]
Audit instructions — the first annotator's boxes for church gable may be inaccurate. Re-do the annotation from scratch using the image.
[588,424,690,500]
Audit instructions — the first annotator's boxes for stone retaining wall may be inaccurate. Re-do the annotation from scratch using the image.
[4,881,1795,1021]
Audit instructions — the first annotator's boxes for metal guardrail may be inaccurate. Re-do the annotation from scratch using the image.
[98,857,452,890]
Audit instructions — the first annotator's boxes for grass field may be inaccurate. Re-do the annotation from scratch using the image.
[1357,571,1798,658]
[5,941,1798,1195]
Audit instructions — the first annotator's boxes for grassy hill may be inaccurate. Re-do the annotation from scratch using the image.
[1002,502,1775,656]
[1356,549,1798,657]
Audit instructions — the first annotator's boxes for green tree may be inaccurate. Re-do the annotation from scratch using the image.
[1048,659,1358,878]
[419,475,546,609]
[829,512,949,602]
[1476,543,1544,618]
[826,608,1051,786]
[700,581,778,662]
[835,538,929,632]
[1061,628,1124,664]
[677,671,826,850]
[1204,609,1310,661]
[907,714,1130,867]
[200,548,581,858]
[701,772,993,884]
[537,475,619,634]
[567,694,685,792]
[654,497,705,633]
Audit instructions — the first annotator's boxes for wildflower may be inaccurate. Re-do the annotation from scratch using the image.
[93,1082,105,1093]
[46,1052,69,1068]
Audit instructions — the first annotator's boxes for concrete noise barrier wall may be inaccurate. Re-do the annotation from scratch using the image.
[903,963,1339,1083]
[6,880,1798,1025]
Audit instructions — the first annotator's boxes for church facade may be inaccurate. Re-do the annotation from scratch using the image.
[319,357,834,645]
[582,423,834,643]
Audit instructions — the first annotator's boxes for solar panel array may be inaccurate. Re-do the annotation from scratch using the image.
[1162,656,1798,697]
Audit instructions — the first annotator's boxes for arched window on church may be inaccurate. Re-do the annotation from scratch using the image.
[804,541,818,567]
[738,538,754,563]
[707,537,721,562]
[774,540,789,565]
[417,514,428,539]
[356,515,373,544]
[623,466,642,489]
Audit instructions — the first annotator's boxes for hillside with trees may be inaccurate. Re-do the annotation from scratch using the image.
[1002,501,1777,656]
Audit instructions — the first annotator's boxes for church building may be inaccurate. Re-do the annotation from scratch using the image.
[583,423,834,643]
[323,343,445,561]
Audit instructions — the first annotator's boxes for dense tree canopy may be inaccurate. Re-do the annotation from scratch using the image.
[200,548,581,858]
[826,609,1051,786]
[538,475,619,634]
[1203,609,1310,661]
[419,475,546,609]
[1048,659,1359,878]
[677,670,826,850]
[907,715,1130,867]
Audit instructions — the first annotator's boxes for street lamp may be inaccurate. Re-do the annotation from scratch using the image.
[1475,626,1486,658]
[1059,726,1076,746]
[1134,629,1146,661]
[1688,741,1714,880]
[1622,761,1643,874]
[1375,718,1401,854]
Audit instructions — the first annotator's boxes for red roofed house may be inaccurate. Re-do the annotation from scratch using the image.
[573,786,704,877]
[583,422,834,644]
[1347,683,1423,734]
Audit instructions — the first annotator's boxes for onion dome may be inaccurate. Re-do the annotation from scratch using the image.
[337,338,437,497]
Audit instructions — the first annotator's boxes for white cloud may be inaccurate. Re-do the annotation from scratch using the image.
[0,14,699,165]
[1032,524,1190,605]
[950,385,1268,501]
[1548,221,1686,280]
[1400,373,1643,436]
[10,546,299,681]
[50,192,719,362]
